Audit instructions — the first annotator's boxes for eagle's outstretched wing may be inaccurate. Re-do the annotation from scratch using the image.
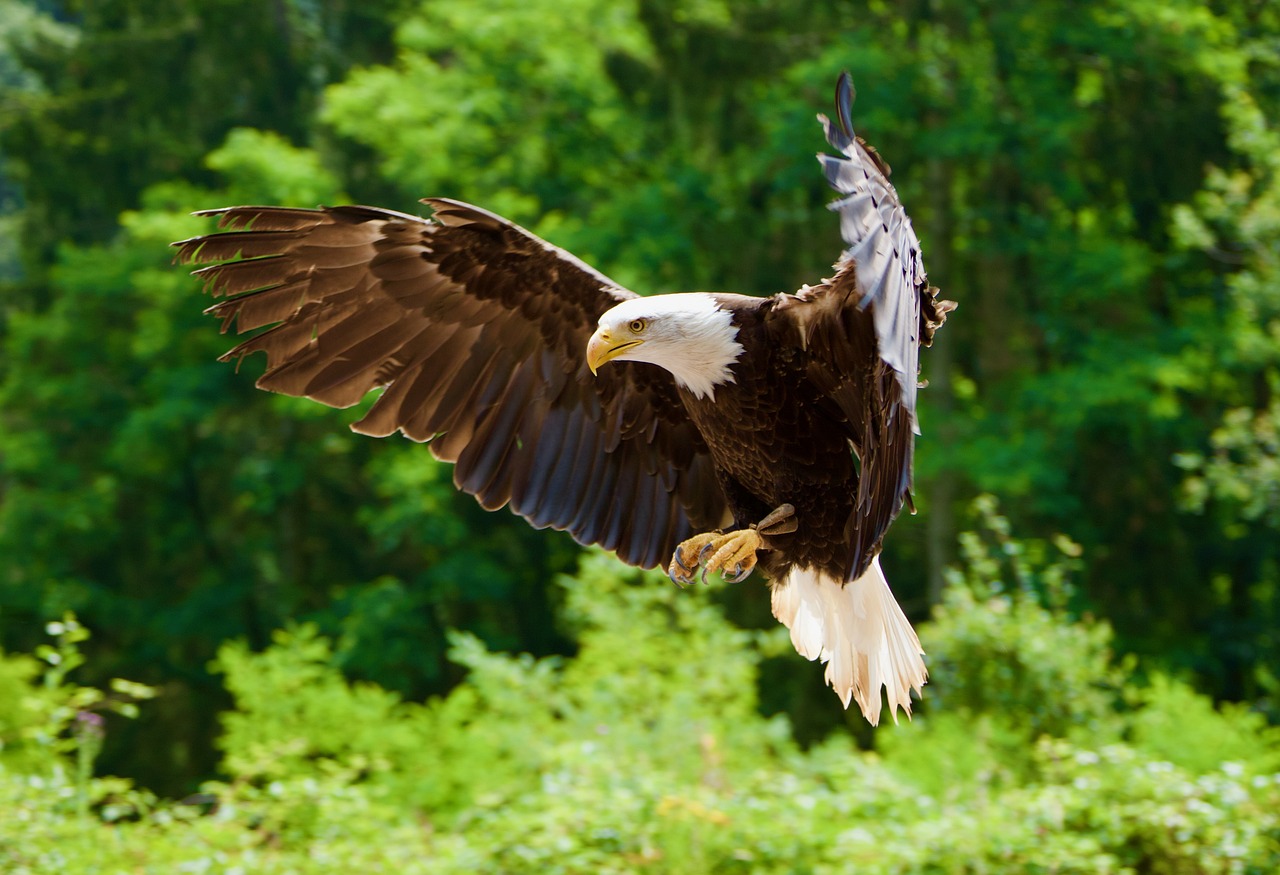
[776,72,954,580]
[173,199,727,568]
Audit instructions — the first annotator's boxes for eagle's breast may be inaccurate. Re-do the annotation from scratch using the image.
[676,302,858,568]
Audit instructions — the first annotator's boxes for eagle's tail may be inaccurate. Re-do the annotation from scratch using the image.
[770,557,926,725]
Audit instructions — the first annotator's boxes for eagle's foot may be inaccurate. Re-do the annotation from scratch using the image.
[668,505,795,586]
[698,528,764,584]
[668,532,721,587]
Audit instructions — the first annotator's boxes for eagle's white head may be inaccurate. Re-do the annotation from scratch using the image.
[586,293,745,400]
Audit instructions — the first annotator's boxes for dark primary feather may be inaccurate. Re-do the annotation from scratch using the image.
[172,200,728,569]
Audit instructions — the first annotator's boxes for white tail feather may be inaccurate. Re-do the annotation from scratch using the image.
[770,557,926,725]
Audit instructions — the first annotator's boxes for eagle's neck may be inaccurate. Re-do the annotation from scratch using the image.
[654,295,745,401]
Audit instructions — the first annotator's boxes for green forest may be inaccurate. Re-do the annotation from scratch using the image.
[1,0,1279,871]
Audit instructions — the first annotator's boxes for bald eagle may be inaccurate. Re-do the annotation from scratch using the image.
[174,74,953,725]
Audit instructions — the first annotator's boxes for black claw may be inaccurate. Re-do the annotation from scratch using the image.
[669,550,696,587]
[698,541,716,565]
[672,546,698,573]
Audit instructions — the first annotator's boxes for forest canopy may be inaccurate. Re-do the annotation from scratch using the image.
[0,0,1278,869]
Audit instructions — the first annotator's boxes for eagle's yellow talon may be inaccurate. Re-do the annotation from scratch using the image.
[668,532,720,587]
[670,527,765,586]
[702,529,763,580]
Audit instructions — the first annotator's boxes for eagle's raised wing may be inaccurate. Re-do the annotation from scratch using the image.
[173,199,727,568]
[819,72,953,429]
[775,73,953,580]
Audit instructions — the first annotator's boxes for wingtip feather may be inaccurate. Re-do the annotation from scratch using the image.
[835,70,855,139]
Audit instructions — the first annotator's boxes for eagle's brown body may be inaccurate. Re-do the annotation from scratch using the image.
[680,293,887,582]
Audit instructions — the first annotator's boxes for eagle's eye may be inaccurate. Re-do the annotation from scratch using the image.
[629,318,648,333]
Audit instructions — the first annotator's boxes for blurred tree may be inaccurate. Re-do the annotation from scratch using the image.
[0,0,405,284]
[2,0,1279,793]
[0,134,581,792]
[1171,33,1280,703]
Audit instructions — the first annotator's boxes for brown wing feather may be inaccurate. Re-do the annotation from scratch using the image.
[173,200,727,567]
[774,268,914,578]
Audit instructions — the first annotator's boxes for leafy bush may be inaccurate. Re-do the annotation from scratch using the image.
[0,615,154,777]
[1,546,1278,873]
[922,496,1120,737]
[211,553,787,822]
[1126,673,1280,775]
[882,498,1280,801]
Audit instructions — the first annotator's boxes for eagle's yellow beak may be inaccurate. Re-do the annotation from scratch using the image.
[586,329,644,376]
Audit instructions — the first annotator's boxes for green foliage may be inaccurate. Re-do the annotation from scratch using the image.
[0,121,576,789]
[210,553,785,821]
[879,499,1280,812]
[0,651,51,773]
[1127,673,1280,775]
[1173,76,1280,531]
[923,497,1119,740]
[1180,401,1280,529]
[876,497,1115,794]
[3,552,1280,872]
[0,616,155,775]
[0,615,156,842]
[2,0,1279,807]
[0,0,402,263]
[318,0,849,294]
[205,128,345,207]
[1164,53,1280,699]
